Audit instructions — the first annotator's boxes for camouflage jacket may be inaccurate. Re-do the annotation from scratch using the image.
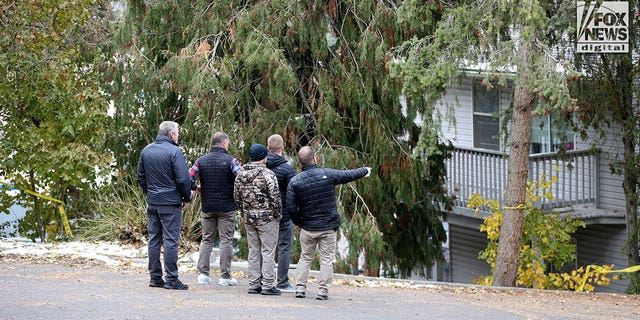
[234,161,282,226]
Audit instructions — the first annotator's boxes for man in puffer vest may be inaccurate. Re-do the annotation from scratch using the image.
[189,132,242,286]
[286,146,371,300]
[234,144,282,296]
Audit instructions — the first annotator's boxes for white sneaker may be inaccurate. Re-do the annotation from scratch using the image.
[218,277,238,286]
[276,284,295,293]
[197,274,212,284]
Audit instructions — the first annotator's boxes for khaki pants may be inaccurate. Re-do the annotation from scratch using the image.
[295,229,336,296]
[246,219,279,290]
[197,210,236,279]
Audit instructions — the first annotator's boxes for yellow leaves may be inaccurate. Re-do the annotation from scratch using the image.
[474,275,493,286]
[545,265,617,292]
[471,176,618,292]
[539,180,551,189]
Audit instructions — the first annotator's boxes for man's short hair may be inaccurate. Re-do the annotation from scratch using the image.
[267,134,284,152]
[158,121,179,136]
[298,146,315,165]
[212,132,229,146]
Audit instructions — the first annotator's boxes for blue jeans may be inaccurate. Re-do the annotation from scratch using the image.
[147,205,183,283]
[276,219,294,288]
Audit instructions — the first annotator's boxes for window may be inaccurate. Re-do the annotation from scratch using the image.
[530,112,575,154]
[472,80,575,154]
[473,81,500,150]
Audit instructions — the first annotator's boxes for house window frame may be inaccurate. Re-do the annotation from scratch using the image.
[472,80,501,151]
[530,112,576,154]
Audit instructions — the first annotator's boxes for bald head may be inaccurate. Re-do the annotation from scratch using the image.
[298,146,316,165]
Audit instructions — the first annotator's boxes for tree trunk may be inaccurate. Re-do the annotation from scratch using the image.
[29,170,45,242]
[619,57,640,294]
[493,43,534,287]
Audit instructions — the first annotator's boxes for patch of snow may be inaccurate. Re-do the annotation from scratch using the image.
[0,238,147,267]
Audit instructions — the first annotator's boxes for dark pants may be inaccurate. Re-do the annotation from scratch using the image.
[276,219,294,288]
[147,205,182,283]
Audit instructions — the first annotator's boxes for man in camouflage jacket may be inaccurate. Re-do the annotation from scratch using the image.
[234,144,282,295]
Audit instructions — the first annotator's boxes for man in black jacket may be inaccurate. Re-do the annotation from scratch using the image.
[286,146,371,300]
[137,121,192,290]
[189,132,242,286]
[265,134,296,292]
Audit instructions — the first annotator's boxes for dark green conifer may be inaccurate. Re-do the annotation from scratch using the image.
[107,0,448,277]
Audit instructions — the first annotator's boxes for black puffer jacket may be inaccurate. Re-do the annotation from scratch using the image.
[266,152,296,221]
[286,164,368,231]
[136,135,192,206]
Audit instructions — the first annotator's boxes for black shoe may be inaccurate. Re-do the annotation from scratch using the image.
[260,287,281,296]
[163,280,189,290]
[295,291,305,298]
[248,287,262,294]
[316,294,328,300]
[149,278,164,288]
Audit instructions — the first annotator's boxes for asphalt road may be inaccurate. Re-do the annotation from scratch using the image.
[2,256,640,320]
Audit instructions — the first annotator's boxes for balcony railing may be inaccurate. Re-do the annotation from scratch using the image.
[445,147,599,212]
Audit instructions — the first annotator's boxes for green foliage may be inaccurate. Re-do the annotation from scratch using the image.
[0,0,113,241]
[469,177,618,291]
[78,178,148,242]
[80,177,202,249]
[106,0,449,277]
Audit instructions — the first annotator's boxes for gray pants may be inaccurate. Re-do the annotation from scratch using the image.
[147,205,182,283]
[197,210,236,279]
[276,219,294,288]
[295,229,336,296]
[246,219,279,290]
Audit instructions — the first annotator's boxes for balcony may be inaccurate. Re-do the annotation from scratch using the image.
[445,147,599,213]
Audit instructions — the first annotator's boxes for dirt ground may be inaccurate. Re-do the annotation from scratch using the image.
[2,252,640,320]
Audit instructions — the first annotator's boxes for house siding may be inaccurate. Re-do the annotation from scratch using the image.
[575,117,625,211]
[449,224,492,284]
[575,224,629,293]
[437,78,473,145]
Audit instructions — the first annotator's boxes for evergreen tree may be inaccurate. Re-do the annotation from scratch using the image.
[106,0,449,276]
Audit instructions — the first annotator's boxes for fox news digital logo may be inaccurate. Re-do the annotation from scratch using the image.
[577,1,628,53]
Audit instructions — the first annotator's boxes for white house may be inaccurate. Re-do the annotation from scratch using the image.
[436,74,629,293]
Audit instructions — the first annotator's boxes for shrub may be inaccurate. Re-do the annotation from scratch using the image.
[469,175,616,292]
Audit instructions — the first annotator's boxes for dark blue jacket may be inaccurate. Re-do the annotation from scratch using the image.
[286,164,368,231]
[266,152,296,221]
[136,135,192,206]
[190,147,239,213]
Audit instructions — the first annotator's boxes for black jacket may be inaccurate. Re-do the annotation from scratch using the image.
[286,163,368,231]
[136,135,192,206]
[266,152,296,221]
